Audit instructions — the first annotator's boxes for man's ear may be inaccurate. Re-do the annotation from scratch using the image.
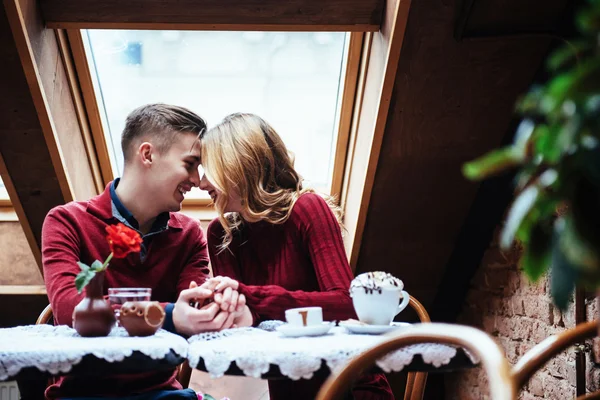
[138,142,153,166]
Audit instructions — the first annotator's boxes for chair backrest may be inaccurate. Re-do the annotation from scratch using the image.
[36,303,53,325]
[404,295,430,400]
[512,320,597,397]
[316,322,516,400]
[35,304,192,388]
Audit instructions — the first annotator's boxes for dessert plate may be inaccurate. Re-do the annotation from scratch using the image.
[276,322,333,337]
[340,321,411,335]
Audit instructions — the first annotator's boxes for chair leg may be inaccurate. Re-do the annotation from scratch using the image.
[404,372,416,400]
[177,361,193,388]
[409,372,427,400]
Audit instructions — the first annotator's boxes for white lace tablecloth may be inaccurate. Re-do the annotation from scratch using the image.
[0,325,188,381]
[187,323,479,380]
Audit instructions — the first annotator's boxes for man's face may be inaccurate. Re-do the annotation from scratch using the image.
[150,132,201,213]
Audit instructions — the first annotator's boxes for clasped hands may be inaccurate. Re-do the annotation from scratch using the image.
[173,276,253,336]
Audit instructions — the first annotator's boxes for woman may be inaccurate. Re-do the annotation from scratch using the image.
[199,113,394,400]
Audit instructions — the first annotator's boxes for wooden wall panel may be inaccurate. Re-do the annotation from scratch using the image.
[0,3,65,258]
[354,0,555,311]
[39,0,384,31]
[0,222,42,285]
[0,0,99,272]
[14,0,97,201]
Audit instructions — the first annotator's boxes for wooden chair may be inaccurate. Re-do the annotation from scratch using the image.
[404,295,431,400]
[316,322,516,400]
[36,304,193,388]
[512,320,598,400]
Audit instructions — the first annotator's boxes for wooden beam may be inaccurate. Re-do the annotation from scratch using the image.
[341,0,412,267]
[0,285,46,295]
[39,0,383,31]
[455,0,569,40]
[0,0,99,274]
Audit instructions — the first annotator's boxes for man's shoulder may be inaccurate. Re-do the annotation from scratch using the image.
[46,200,89,220]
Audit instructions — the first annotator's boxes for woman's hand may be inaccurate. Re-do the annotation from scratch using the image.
[203,276,242,312]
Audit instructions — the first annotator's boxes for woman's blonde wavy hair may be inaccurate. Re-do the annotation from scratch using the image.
[200,113,342,250]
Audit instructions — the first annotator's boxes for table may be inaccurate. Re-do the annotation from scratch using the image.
[0,325,188,400]
[187,322,478,380]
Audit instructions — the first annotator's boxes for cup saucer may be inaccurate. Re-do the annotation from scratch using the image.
[276,322,333,337]
[340,321,411,335]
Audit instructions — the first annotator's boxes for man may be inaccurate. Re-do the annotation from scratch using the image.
[42,104,248,399]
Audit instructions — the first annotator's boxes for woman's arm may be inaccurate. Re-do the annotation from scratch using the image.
[208,194,357,323]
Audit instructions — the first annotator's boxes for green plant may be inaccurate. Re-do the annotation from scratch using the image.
[463,0,600,310]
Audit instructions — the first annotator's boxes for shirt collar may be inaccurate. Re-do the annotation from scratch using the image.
[87,179,182,231]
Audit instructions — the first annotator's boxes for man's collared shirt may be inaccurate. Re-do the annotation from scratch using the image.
[110,178,170,261]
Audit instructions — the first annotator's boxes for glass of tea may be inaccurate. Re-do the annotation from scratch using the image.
[108,288,152,323]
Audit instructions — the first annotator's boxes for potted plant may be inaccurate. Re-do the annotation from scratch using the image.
[462,0,600,310]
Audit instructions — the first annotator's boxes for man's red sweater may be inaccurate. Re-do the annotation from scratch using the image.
[41,183,210,399]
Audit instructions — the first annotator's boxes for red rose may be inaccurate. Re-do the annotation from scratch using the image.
[105,223,143,259]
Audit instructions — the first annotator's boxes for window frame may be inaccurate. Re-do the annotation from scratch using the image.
[66,29,364,212]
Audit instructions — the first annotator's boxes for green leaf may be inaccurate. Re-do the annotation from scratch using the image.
[462,147,523,180]
[533,125,562,163]
[541,74,575,113]
[521,223,553,282]
[501,185,539,249]
[561,217,600,272]
[550,221,578,311]
[77,262,90,272]
[546,40,593,72]
[90,260,104,272]
[75,270,97,294]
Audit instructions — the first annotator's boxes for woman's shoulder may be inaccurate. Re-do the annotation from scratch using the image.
[290,192,337,224]
[207,218,225,238]
[293,192,329,210]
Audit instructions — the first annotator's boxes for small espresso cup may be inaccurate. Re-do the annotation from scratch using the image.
[351,288,410,326]
[119,301,165,337]
[285,306,323,327]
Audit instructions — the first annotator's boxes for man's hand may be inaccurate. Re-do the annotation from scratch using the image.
[172,285,236,336]
[232,304,253,328]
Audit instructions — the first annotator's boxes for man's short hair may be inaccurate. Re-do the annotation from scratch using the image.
[121,103,206,163]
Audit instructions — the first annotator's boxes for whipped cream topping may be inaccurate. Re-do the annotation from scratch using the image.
[349,271,403,294]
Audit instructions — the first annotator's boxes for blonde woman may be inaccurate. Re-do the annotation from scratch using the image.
[199,113,394,400]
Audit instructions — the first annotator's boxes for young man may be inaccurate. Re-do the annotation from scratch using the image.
[42,104,247,400]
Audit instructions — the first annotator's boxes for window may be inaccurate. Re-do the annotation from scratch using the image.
[75,30,356,205]
[0,178,9,204]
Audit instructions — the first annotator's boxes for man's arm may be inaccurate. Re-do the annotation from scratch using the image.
[41,207,85,326]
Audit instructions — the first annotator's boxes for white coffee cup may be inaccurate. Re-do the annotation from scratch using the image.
[285,307,323,327]
[350,272,410,326]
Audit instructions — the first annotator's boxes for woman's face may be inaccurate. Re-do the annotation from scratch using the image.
[199,172,243,213]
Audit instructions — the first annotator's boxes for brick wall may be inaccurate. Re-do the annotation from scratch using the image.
[444,231,599,399]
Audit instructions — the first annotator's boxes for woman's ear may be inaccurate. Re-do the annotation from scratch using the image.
[138,142,153,166]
